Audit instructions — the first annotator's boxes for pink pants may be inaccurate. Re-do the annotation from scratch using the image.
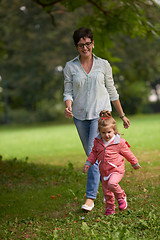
[102,172,126,211]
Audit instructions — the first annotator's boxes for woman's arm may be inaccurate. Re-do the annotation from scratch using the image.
[112,99,130,129]
[103,61,130,129]
[63,62,74,119]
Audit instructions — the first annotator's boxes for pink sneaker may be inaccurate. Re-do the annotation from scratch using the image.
[105,209,115,216]
[118,196,127,211]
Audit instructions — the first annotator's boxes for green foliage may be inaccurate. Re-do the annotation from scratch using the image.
[0,0,160,124]
[0,0,80,123]
[112,36,160,114]
[116,80,149,114]
[61,0,87,11]
[36,0,160,37]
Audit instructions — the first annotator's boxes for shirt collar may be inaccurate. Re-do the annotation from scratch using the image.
[73,53,98,62]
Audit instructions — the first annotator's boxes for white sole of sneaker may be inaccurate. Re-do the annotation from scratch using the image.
[81,203,94,211]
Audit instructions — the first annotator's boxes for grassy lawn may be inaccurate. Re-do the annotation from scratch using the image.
[0,114,160,239]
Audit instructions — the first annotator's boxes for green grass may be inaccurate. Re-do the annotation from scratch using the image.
[0,122,85,167]
[0,114,160,239]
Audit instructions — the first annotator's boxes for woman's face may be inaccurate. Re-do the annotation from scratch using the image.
[76,37,94,58]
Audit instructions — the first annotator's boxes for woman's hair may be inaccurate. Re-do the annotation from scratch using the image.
[73,27,93,46]
[98,110,119,134]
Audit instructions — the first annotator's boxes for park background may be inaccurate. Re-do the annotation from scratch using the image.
[0,0,160,239]
[0,0,160,123]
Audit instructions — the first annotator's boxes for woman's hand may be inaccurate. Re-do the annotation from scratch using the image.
[64,100,73,119]
[64,106,73,119]
[83,165,90,173]
[111,100,130,129]
[122,116,130,129]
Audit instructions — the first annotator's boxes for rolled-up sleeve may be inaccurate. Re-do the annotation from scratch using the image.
[63,63,73,102]
[63,55,120,120]
[104,61,119,101]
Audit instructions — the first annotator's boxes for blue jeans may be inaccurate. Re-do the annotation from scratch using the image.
[73,117,100,199]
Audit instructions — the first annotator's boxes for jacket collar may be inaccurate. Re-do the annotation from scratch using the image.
[96,134,121,146]
[113,134,121,144]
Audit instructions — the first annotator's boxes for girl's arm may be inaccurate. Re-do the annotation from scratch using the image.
[112,99,130,129]
[86,142,98,165]
[120,140,141,169]
[83,141,98,173]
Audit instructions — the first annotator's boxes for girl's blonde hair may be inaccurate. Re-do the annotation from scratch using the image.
[98,110,119,134]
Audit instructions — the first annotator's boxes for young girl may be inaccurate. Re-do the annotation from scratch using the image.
[83,111,141,216]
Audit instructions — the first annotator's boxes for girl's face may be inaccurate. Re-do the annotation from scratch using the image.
[76,37,94,58]
[99,126,115,142]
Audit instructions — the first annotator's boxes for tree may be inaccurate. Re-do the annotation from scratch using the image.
[31,0,160,37]
[0,0,160,123]
[111,36,160,114]
[0,0,82,123]
[30,0,160,115]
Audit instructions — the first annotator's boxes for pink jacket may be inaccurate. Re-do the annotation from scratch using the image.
[86,134,138,177]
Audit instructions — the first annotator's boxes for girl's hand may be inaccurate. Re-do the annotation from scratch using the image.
[122,116,130,129]
[83,165,90,173]
[133,164,141,170]
[64,106,73,119]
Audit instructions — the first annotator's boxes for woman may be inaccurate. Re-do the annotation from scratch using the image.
[63,27,130,211]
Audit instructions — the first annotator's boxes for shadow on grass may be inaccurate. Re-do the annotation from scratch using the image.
[0,156,87,221]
